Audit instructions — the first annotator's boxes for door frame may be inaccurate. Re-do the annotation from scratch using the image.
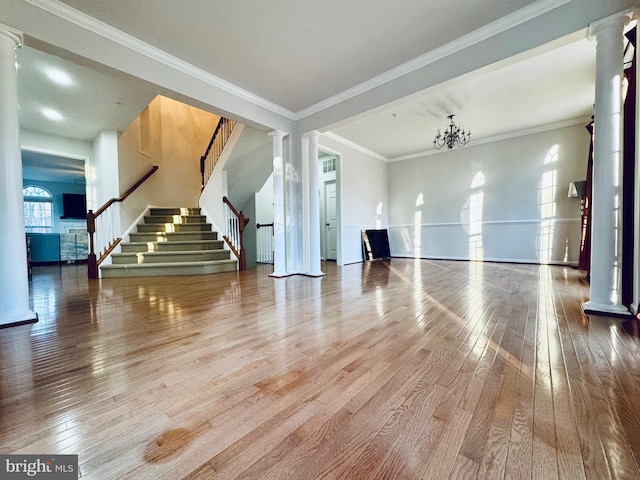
[319,147,342,265]
[323,178,337,261]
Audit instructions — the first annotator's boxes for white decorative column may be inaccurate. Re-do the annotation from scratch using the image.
[0,24,37,328]
[634,9,640,317]
[305,131,324,277]
[584,13,631,316]
[270,130,288,277]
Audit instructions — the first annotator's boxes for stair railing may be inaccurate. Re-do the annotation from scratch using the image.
[200,117,236,190]
[256,222,274,264]
[222,196,249,271]
[87,165,159,279]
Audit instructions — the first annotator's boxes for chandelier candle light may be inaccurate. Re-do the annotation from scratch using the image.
[433,114,471,150]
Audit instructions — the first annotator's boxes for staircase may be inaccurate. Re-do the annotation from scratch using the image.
[100,207,237,278]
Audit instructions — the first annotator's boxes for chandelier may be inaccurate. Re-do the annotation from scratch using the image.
[433,114,471,150]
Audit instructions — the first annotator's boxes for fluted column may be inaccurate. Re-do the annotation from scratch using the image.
[269,130,288,277]
[305,131,324,277]
[584,13,631,316]
[0,24,38,328]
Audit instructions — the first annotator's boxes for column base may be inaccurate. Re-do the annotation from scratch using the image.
[583,301,631,317]
[270,270,290,278]
[305,270,325,277]
[0,310,38,329]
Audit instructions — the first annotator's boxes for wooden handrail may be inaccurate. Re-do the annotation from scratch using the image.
[223,196,243,219]
[93,165,159,218]
[222,196,250,271]
[200,117,236,190]
[201,118,225,169]
[87,165,159,279]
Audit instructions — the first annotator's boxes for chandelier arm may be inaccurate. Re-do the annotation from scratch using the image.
[432,115,471,150]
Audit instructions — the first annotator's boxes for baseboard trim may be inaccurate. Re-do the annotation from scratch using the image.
[0,313,39,329]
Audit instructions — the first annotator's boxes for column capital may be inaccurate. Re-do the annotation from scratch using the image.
[268,130,288,140]
[303,130,322,140]
[0,23,23,48]
[589,10,633,40]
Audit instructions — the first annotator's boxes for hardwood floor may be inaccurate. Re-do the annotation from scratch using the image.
[1,259,639,479]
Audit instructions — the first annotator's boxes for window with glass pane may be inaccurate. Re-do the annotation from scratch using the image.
[23,186,53,233]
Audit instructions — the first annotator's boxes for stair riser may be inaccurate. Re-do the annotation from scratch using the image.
[112,251,231,264]
[149,208,201,216]
[136,223,212,233]
[129,232,218,242]
[144,215,206,224]
[121,241,225,253]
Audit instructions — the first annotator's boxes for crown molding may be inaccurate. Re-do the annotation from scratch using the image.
[294,0,574,120]
[389,116,592,162]
[26,0,573,123]
[321,132,388,162]
[0,22,23,47]
[24,0,297,121]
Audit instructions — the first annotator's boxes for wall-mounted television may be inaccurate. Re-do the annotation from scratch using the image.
[61,193,87,219]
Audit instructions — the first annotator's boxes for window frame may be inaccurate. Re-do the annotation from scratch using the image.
[23,185,54,233]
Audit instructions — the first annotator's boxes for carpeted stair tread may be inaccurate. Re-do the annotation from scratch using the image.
[101,259,238,278]
[111,249,231,264]
[100,206,237,278]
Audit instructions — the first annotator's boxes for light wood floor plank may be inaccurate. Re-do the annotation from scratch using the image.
[1,261,639,479]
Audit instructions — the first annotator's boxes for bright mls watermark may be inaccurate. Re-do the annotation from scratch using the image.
[0,455,78,479]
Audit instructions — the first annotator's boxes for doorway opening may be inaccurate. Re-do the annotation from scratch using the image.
[319,150,340,263]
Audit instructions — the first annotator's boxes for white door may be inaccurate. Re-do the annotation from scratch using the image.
[324,180,337,261]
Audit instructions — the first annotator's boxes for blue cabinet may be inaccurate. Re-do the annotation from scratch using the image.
[26,233,60,263]
[26,233,88,263]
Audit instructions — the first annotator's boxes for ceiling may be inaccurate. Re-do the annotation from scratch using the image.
[17,45,155,142]
[57,0,536,113]
[15,0,600,180]
[331,35,596,160]
[22,149,86,184]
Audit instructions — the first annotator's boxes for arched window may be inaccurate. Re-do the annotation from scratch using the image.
[23,186,53,233]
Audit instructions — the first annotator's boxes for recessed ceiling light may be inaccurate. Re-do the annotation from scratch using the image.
[45,68,73,86]
[41,108,64,121]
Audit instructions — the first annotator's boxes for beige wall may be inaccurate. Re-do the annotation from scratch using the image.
[117,95,220,230]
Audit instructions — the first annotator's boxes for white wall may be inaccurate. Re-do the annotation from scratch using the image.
[320,135,389,265]
[200,125,244,235]
[92,130,120,209]
[255,173,273,225]
[118,96,220,233]
[388,124,589,264]
[20,129,92,158]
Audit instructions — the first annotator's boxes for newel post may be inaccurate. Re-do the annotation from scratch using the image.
[238,211,250,271]
[87,209,98,279]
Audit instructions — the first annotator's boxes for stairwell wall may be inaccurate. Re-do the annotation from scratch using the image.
[117,95,220,232]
